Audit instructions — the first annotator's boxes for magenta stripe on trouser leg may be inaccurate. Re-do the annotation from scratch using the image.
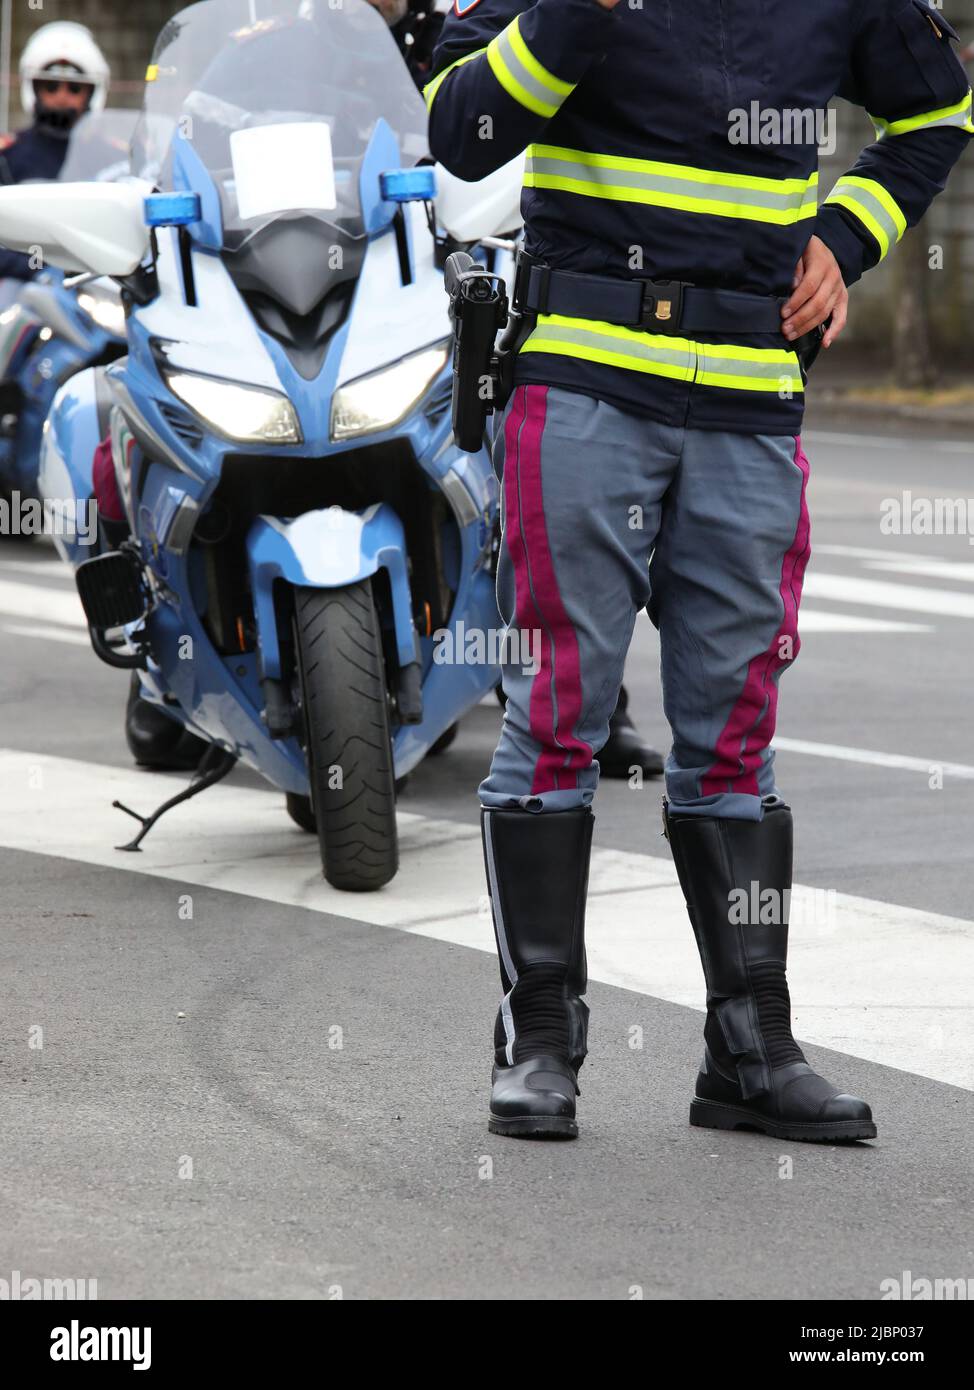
[701,437,811,798]
[503,385,591,795]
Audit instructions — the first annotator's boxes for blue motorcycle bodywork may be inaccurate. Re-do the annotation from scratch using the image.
[41,122,501,792]
[0,271,121,501]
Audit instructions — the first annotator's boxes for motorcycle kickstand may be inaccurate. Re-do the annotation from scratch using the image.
[113,745,238,852]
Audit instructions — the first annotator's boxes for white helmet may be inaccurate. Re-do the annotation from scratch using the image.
[19,22,110,118]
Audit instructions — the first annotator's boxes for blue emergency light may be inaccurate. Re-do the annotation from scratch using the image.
[379,167,437,204]
[144,192,202,228]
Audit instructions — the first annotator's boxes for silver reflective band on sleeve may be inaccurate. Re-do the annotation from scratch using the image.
[823,176,906,260]
[520,316,804,394]
[524,144,819,225]
[871,88,974,139]
[422,46,486,111]
[487,16,575,119]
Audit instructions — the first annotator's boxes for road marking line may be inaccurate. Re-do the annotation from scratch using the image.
[0,558,74,582]
[814,544,974,582]
[803,572,974,618]
[806,430,974,455]
[816,542,968,563]
[0,568,937,650]
[0,577,85,628]
[0,621,89,648]
[0,748,970,1091]
[797,610,930,634]
[775,736,974,781]
[863,559,974,583]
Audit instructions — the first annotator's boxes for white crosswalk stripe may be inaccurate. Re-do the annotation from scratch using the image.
[0,576,85,628]
[806,429,974,455]
[0,552,961,646]
[0,748,970,1091]
[775,736,974,781]
[864,558,974,584]
[0,557,74,582]
[816,544,974,583]
[803,571,974,618]
[796,610,929,633]
[0,621,88,647]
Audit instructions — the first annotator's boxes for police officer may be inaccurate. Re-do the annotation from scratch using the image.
[376,0,664,777]
[0,23,110,289]
[426,0,971,1141]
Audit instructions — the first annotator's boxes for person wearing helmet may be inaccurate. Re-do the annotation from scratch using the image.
[5,25,203,771]
[0,23,110,287]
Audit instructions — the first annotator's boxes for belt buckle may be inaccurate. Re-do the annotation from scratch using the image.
[640,279,684,333]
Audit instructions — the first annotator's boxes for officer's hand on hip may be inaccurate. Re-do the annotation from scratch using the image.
[781,236,848,350]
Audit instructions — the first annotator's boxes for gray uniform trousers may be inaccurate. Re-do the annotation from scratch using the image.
[479,383,811,821]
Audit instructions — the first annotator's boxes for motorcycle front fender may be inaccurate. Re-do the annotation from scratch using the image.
[248,502,416,680]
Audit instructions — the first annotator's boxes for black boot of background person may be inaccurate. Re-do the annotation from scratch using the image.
[98,513,129,553]
[482,806,593,1139]
[98,512,209,773]
[664,801,876,1143]
[125,672,210,773]
[598,684,664,779]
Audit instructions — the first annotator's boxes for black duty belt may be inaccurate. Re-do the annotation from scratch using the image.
[512,252,787,337]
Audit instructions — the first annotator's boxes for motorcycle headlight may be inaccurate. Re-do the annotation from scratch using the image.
[76,282,127,339]
[330,341,450,442]
[164,372,303,445]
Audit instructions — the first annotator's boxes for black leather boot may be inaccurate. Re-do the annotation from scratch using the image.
[664,802,876,1143]
[125,673,209,772]
[482,806,593,1139]
[598,685,664,779]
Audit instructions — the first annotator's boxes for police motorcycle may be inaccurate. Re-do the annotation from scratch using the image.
[0,109,135,520]
[0,0,518,892]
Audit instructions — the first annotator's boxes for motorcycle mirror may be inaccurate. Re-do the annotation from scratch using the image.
[434,154,526,245]
[0,180,153,277]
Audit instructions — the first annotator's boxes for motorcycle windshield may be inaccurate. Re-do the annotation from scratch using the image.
[130,0,429,250]
[59,109,141,183]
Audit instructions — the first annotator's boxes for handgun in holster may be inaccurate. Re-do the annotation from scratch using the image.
[793,321,827,380]
[443,251,527,453]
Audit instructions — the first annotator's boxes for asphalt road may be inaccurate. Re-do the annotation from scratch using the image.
[1,409,972,1300]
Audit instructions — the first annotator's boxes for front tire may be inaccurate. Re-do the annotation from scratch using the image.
[294,581,398,891]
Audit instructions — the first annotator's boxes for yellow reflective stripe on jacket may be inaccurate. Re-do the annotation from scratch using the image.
[423,47,487,112]
[871,88,974,139]
[524,144,819,225]
[823,176,907,260]
[519,315,804,394]
[486,16,577,119]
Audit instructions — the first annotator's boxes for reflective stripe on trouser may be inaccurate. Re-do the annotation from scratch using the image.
[479,384,812,821]
[524,144,819,224]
